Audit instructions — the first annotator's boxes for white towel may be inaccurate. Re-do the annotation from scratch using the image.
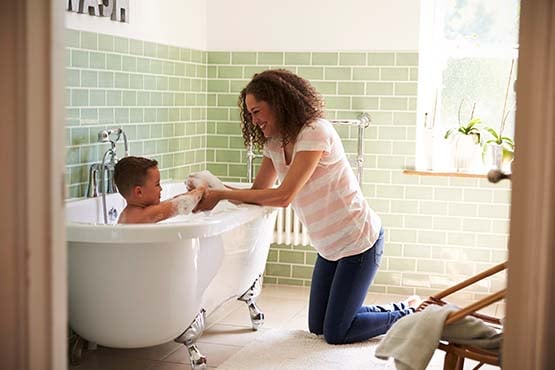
[186,170,226,190]
[210,200,239,213]
[375,305,501,370]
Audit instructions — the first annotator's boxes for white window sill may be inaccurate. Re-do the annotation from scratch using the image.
[403,169,488,179]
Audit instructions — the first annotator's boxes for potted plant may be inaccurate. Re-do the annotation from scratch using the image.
[444,101,485,171]
[482,59,516,172]
[444,116,483,144]
[482,122,514,171]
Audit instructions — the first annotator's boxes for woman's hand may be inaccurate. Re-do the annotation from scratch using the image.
[193,188,222,212]
[187,170,226,190]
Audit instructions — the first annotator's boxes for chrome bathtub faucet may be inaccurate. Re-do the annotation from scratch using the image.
[86,128,129,224]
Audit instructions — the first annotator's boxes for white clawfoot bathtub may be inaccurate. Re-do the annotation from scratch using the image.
[66,182,278,369]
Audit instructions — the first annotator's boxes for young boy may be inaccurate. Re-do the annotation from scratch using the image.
[113,156,204,224]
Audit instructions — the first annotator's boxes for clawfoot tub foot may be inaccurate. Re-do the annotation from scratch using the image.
[175,309,207,370]
[238,274,265,331]
[68,329,85,366]
[186,344,207,370]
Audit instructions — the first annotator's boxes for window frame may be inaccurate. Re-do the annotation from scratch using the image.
[415,0,520,173]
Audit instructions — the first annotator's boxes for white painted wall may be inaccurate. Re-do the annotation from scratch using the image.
[207,0,420,51]
[65,0,419,51]
[65,0,207,50]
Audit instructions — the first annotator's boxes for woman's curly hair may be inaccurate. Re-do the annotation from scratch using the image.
[238,69,325,150]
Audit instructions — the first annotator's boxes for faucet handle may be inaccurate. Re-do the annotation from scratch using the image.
[97,129,116,146]
[98,128,129,157]
[97,130,110,142]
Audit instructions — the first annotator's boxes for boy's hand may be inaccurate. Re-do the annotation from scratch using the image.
[173,187,205,215]
[186,170,225,191]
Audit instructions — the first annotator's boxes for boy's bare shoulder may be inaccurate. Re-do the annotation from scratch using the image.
[117,206,129,224]
[117,205,142,224]
[117,201,177,224]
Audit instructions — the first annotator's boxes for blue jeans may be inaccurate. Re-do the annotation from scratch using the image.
[308,229,413,344]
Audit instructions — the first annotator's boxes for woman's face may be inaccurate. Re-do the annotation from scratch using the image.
[245,94,279,138]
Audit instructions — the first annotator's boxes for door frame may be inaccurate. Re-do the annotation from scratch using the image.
[503,0,555,368]
[0,1,66,369]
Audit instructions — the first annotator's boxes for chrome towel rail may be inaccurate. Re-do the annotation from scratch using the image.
[330,113,371,184]
[245,113,371,184]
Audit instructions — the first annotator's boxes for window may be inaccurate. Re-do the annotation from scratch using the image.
[416,0,520,172]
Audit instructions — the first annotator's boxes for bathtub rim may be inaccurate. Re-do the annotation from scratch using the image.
[66,180,279,244]
[66,204,277,244]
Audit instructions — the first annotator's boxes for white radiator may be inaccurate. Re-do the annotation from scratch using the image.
[273,205,310,246]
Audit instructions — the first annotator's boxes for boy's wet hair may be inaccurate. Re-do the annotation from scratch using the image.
[114,156,158,197]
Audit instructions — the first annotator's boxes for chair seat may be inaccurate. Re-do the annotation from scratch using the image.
[438,342,500,366]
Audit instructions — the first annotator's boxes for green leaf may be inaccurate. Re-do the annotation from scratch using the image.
[483,126,500,142]
[502,141,515,151]
[466,117,482,129]
[501,136,514,146]
[444,128,457,139]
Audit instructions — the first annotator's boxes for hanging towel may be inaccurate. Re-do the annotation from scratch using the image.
[374,305,501,370]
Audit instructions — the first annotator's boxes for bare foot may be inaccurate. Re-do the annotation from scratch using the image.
[404,295,423,310]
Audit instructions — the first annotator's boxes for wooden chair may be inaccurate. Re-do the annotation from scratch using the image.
[416,261,507,370]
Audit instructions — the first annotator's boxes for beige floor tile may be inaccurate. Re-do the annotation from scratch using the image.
[427,349,448,369]
[261,284,311,300]
[496,302,506,317]
[162,342,242,368]
[363,292,409,306]
[476,305,497,316]
[442,291,474,306]
[198,324,268,346]
[93,341,182,361]
[280,305,310,331]
[147,362,193,370]
[69,350,157,370]
[218,295,307,328]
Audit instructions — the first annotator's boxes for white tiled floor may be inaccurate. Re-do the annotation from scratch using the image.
[70,285,501,369]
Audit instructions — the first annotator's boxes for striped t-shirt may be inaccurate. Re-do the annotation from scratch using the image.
[263,118,382,261]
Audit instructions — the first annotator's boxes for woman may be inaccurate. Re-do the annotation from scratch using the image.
[190,69,419,344]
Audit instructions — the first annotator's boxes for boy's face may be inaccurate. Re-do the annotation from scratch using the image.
[139,167,162,205]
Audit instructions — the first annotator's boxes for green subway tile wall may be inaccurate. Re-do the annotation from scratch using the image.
[64,31,510,297]
[65,29,207,198]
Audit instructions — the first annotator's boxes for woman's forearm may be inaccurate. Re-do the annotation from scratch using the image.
[214,187,292,208]
[209,151,322,209]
